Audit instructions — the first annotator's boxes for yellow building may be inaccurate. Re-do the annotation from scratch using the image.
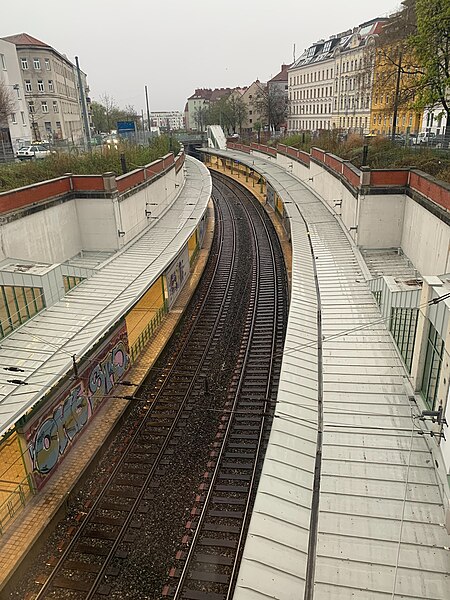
[370,47,422,136]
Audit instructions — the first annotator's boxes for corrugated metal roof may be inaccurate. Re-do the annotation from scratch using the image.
[0,157,211,438]
[204,149,450,600]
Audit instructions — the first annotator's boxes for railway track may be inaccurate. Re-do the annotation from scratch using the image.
[164,171,288,600]
[32,183,252,599]
[29,169,288,600]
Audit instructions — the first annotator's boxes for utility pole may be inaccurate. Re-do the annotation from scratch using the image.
[145,85,151,134]
[75,56,91,151]
[391,49,402,142]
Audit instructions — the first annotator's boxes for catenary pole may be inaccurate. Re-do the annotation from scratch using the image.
[75,56,91,151]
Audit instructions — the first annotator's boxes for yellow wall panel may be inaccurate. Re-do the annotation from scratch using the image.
[125,277,165,348]
[188,231,198,259]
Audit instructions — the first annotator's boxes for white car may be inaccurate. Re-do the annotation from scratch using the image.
[415,132,436,145]
[16,144,53,160]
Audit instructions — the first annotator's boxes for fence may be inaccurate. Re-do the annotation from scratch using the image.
[130,304,168,363]
[0,475,34,536]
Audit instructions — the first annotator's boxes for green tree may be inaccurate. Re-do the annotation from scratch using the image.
[253,121,262,143]
[412,0,450,140]
[91,101,107,132]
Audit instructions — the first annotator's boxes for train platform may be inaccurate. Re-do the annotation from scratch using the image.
[0,199,215,594]
[204,148,450,600]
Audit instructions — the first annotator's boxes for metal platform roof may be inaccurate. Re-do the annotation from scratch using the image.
[0,156,211,438]
[204,149,450,600]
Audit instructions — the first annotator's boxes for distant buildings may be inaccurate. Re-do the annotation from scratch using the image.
[230,80,267,134]
[1,33,91,145]
[288,19,387,135]
[184,88,234,131]
[151,111,184,131]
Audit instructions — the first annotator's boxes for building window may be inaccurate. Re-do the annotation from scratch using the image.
[53,100,58,113]
[21,57,28,69]
[0,285,45,339]
[48,80,54,92]
[41,101,48,113]
[25,80,32,92]
[21,111,26,125]
[11,113,17,124]
[33,58,41,70]
[38,80,45,92]
[28,101,35,113]
[0,54,6,70]
[421,322,444,410]
[390,307,418,372]
[45,58,50,70]
[63,276,84,292]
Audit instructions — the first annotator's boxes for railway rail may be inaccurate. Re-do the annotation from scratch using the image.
[28,170,288,600]
[164,172,288,600]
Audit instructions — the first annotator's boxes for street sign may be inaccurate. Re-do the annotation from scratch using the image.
[117,121,136,132]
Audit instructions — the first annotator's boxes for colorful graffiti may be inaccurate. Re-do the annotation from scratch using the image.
[165,245,189,308]
[22,325,129,488]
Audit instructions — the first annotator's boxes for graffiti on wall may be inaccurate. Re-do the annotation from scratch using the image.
[165,245,189,308]
[22,325,130,488]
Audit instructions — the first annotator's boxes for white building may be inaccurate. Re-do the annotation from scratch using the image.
[0,38,32,156]
[421,105,449,136]
[151,111,184,130]
[2,33,89,145]
[288,38,337,133]
[288,19,386,134]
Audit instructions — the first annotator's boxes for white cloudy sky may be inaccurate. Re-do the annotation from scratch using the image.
[2,0,400,112]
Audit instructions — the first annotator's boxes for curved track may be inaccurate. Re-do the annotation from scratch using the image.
[166,171,288,600]
[31,170,288,600]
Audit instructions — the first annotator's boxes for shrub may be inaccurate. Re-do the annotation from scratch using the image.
[0,136,180,193]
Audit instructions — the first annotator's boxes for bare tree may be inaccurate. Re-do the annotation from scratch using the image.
[99,94,118,132]
[0,81,14,125]
[372,0,422,139]
[193,105,209,132]
[254,86,288,132]
[228,95,247,135]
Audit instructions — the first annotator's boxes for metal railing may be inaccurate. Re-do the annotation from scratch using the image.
[0,475,34,536]
[130,304,168,363]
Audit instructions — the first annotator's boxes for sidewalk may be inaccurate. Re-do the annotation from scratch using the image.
[0,202,214,596]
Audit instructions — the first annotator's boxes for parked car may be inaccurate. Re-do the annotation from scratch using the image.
[415,132,436,145]
[406,133,418,146]
[16,144,53,160]
[392,133,406,146]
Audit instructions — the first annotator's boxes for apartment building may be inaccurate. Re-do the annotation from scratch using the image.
[185,88,233,131]
[332,19,386,132]
[288,19,386,135]
[151,111,184,130]
[235,80,267,133]
[288,39,337,133]
[2,33,89,144]
[0,38,32,156]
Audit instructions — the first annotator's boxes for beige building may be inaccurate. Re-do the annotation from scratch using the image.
[288,18,386,135]
[185,88,233,131]
[233,80,266,134]
[332,20,386,133]
[2,33,89,144]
